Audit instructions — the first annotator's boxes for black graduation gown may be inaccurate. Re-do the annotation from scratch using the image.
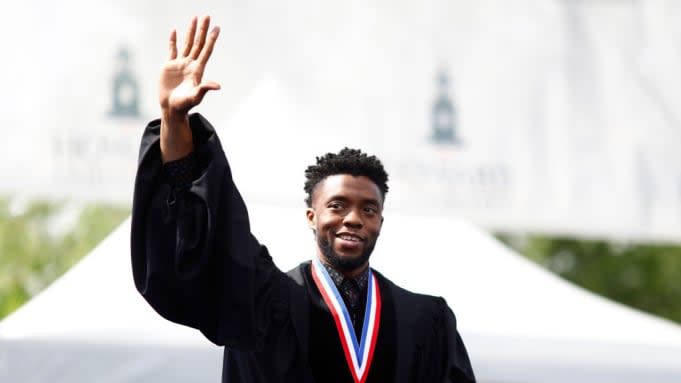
[131,113,476,383]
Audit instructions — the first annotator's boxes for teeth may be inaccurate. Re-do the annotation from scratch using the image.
[339,235,361,242]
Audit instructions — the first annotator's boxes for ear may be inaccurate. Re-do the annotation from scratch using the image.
[306,207,316,231]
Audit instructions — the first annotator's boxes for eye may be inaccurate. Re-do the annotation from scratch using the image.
[328,202,344,210]
[363,206,378,214]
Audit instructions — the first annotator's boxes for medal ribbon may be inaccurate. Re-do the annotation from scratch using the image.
[311,258,382,383]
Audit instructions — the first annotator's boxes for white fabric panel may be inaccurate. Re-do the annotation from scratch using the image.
[2,212,681,382]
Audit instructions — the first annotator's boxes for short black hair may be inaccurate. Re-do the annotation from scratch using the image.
[304,147,389,207]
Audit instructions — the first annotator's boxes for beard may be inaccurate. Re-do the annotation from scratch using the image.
[317,235,375,274]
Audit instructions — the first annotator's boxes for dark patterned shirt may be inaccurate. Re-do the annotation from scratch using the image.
[163,152,196,187]
[321,262,370,340]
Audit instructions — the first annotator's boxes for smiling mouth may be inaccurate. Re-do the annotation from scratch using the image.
[337,234,363,242]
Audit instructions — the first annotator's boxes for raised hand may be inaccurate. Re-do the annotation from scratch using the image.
[159,16,220,163]
[160,15,220,113]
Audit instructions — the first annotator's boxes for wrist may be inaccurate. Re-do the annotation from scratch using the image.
[160,109,193,163]
[161,108,189,127]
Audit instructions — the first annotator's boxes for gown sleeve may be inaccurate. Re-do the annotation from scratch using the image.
[437,298,476,383]
[130,113,286,350]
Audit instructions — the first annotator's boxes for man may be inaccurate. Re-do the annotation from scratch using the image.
[131,15,475,383]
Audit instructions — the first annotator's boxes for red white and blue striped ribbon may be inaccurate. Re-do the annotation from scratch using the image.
[311,258,382,383]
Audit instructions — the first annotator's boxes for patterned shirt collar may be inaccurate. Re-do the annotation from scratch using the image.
[320,261,370,292]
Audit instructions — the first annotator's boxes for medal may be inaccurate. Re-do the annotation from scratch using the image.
[311,258,382,383]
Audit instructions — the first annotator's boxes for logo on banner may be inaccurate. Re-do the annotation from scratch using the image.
[110,46,141,118]
[431,70,460,145]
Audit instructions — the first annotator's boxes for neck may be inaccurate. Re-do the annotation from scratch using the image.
[318,256,369,278]
[342,262,369,278]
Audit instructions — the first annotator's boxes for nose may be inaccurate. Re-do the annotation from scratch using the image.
[343,208,363,229]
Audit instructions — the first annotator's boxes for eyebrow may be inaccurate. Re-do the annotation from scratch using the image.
[326,195,382,207]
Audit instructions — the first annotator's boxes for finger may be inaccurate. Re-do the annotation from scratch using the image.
[190,15,211,59]
[181,16,198,57]
[198,26,220,66]
[168,29,178,60]
[199,81,221,92]
[192,81,221,106]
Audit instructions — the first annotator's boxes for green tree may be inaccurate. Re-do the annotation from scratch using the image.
[0,198,129,319]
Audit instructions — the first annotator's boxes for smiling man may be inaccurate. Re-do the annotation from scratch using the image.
[131,15,475,383]
[305,154,386,276]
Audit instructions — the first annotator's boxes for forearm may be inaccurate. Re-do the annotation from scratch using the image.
[160,109,194,163]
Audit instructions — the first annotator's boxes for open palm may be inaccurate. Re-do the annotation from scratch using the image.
[159,16,220,114]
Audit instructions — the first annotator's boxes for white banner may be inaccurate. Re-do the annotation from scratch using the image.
[3,0,681,242]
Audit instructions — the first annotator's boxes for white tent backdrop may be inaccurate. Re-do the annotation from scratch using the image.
[2,206,681,382]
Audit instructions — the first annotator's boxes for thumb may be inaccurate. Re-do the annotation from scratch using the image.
[193,81,221,105]
[199,81,221,93]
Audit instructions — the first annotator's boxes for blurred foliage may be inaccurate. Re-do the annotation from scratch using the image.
[3,196,679,328]
[496,233,681,325]
[0,198,129,320]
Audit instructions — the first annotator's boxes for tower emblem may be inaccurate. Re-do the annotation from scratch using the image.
[431,70,459,144]
[110,47,140,118]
